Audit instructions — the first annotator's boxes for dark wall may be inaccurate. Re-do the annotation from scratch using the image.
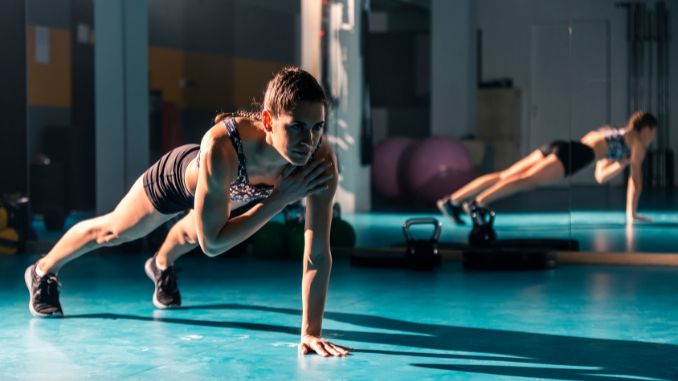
[368,31,430,139]
[149,0,297,62]
[0,0,27,195]
[368,32,429,108]
[69,0,95,210]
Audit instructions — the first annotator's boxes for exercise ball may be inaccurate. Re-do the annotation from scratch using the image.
[404,137,474,203]
[371,137,414,200]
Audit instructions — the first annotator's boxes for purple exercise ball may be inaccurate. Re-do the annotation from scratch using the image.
[403,137,474,203]
[371,137,415,200]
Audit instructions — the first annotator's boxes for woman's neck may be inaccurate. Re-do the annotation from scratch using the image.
[237,118,287,178]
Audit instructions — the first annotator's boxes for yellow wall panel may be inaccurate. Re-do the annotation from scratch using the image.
[148,47,185,104]
[26,25,71,107]
[231,58,286,109]
[183,52,232,110]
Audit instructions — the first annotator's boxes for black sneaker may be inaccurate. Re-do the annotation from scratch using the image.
[144,255,181,309]
[24,263,63,317]
[436,197,466,225]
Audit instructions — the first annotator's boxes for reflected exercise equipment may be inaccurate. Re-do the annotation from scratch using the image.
[461,209,569,271]
[350,217,442,271]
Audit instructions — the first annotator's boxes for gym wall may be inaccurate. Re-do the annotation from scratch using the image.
[477,0,678,185]
[148,0,300,147]
[0,0,27,197]
[23,0,300,214]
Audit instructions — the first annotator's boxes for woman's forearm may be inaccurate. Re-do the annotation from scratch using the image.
[203,197,286,256]
[596,161,626,183]
[301,249,332,338]
[626,175,642,217]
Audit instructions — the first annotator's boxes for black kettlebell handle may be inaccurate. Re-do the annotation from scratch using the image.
[402,218,442,243]
[472,209,496,226]
[487,210,496,225]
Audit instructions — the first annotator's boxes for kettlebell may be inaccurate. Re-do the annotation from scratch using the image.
[469,209,497,246]
[402,218,442,271]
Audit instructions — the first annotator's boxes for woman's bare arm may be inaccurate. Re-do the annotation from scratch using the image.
[626,142,650,223]
[193,127,333,257]
[595,159,628,184]
[297,141,350,357]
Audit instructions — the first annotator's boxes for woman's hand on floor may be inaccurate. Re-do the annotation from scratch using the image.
[298,335,351,357]
[627,214,652,224]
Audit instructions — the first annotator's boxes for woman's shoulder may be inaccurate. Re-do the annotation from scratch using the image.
[234,117,265,141]
[311,137,335,161]
[199,124,239,170]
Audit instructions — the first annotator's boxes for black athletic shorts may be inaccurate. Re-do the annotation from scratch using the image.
[143,144,200,214]
[142,144,259,217]
[538,140,595,176]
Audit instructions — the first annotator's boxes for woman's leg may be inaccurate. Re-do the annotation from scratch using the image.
[155,210,199,268]
[451,150,545,203]
[144,211,198,309]
[38,175,176,274]
[475,154,565,206]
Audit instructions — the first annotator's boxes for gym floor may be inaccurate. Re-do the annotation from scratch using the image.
[2,187,677,380]
[2,251,677,380]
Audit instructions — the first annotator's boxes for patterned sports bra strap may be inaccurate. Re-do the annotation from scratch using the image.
[221,118,248,181]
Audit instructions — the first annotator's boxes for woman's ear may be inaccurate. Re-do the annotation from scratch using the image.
[262,110,273,132]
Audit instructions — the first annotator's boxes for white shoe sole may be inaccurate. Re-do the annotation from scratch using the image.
[25,265,62,318]
[144,258,179,309]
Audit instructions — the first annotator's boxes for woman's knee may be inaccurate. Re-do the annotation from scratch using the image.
[83,217,135,247]
[173,225,198,246]
[181,230,198,245]
[515,174,537,189]
[499,170,520,181]
[174,213,197,245]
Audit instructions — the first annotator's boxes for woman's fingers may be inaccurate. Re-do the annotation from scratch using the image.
[304,161,333,180]
[329,343,350,356]
[307,174,334,189]
[281,164,297,178]
[311,341,330,357]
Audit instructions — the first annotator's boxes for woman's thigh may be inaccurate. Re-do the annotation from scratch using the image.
[103,176,179,242]
[500,150,546,179]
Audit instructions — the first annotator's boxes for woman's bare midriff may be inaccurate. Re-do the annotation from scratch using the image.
[579,130,608,161]
[184,158,198,198]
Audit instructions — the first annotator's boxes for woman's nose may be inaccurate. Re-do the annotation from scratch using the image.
[301,129,313,144]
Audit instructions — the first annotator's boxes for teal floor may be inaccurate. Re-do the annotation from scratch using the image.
[368,187,678,253]
[345,210,678,253]
[32,209,678,253]
[2,252,678,380]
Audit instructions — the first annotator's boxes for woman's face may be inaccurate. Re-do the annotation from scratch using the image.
[267,101,325,166]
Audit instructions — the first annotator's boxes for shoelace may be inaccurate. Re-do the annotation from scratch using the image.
[158,267,178,293]
[37,274,61,304]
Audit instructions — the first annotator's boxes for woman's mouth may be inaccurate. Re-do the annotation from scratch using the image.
[293,148,310,156]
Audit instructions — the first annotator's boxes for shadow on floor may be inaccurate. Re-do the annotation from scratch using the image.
[64,303,678,381]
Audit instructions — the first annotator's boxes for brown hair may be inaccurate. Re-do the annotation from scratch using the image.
[214,66,328,124]
[628,110,658,132]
